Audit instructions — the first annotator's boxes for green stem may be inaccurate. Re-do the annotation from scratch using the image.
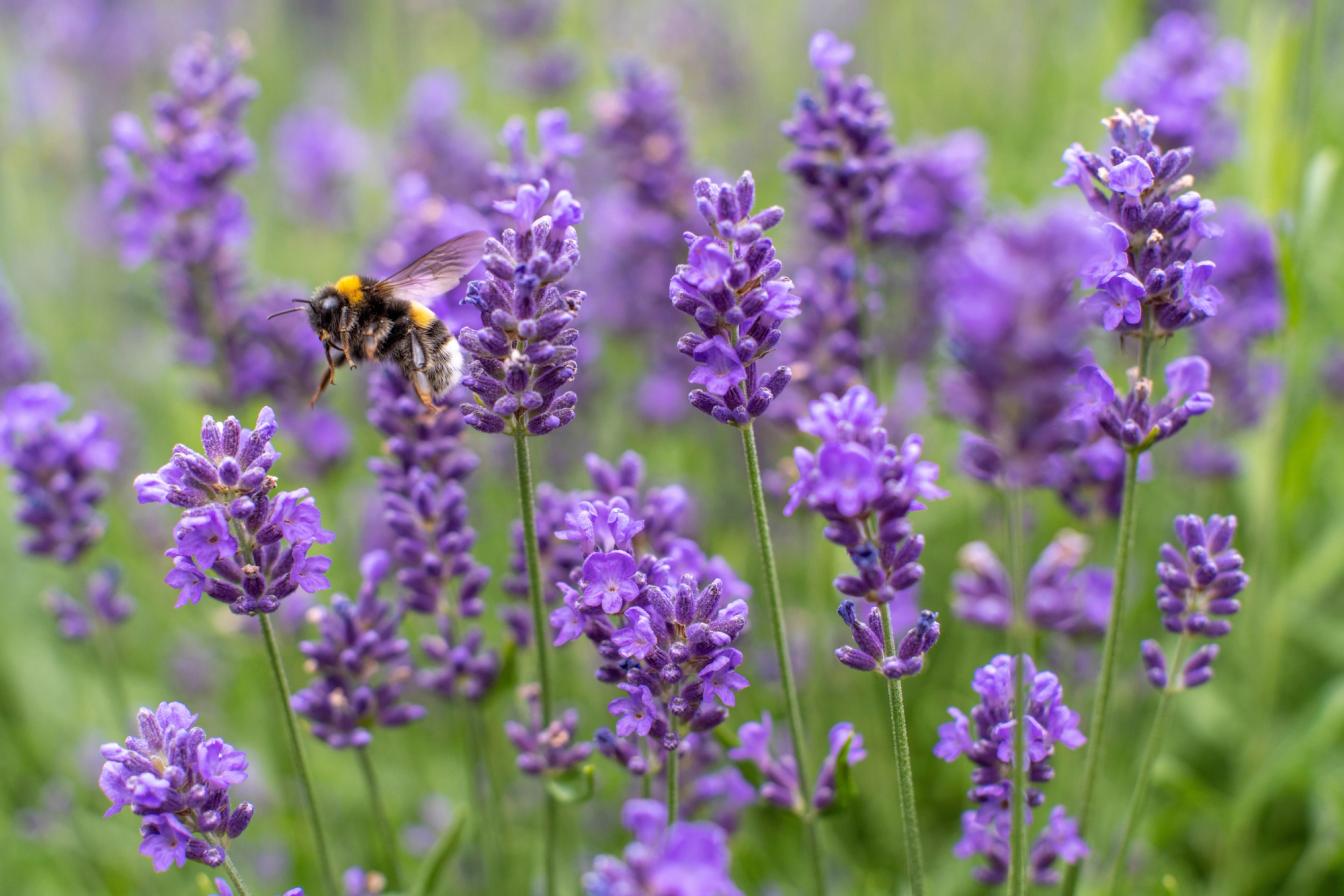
[1106,635,1189,893]
[512,423,558,896]
[357,744,403,889]
[739,423,827,895]
[466,704,502,888]
[881,603,926,896]
[1005,486,1030,896]
[220,853,253,896]
[1061,323,1155,896]
[259,614,339,895]
[666,744,680,823]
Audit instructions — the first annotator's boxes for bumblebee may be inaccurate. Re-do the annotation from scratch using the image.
[270,231,486,413]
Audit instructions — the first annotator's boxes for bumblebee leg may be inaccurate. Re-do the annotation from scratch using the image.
[310,345,340,407]
[411,370,441,416]
[410,331,428,370]
[338,306,358,369]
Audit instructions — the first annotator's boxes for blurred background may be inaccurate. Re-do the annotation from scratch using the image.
[0,0,1341,893]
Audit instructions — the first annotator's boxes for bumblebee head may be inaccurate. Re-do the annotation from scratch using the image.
[307,286,343,332]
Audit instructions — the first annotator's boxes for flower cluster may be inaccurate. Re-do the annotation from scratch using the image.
[583,799,741,896]
[952,532,1112,636]
[884,130,987,247]
[669,171,798,425]
[0,383,118,564]
[786,386,945,624]
[1140,514,1247,690]
[101,33,255,362]
[1057,108,1223,334]
[1105,12,1247,170]
[486,110,583,203]
[459,179,586,436]
[392,71,491,204]
[505,683,593,776]
[46,566,135,641]
[550,497,750,752]
[934,654,1087,886]
[781,31,898,241]
[292,551,425,749]
[1076,355,1214,452]
[271,103,368,223]
[99,702,253,873]
[134,407,332,616]
[835,603,940,679]
[729,714,867,814]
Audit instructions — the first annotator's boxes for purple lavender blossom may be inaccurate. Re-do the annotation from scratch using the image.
[458,179,586,436]
[934,654,1087,885]
[271,103,368,223]
[133,406,332,616]
[99,702,254,873]
[45,566,135,641]
[1057,108,1223,334]
[835,602,940,679]
[1076,355,1215,451]
[879,130,987,246]
[1140,513,1247,689]
[729,713,867,814]
[1105,12,1247,170]
[392,71,492,203]
[101,33,255,363]
[583,798,741,895]
[505,683,594,775]
[487,109,583,203]
[787,386,945,622]
[952,532,1112,636]
[0,383,118,563]
[669,172,798,425]
[292,551,426,748]
[213,882,303,896]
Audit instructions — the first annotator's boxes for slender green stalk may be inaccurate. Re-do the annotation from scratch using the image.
[739,422,827,895]
[1062,324,1156,896]
[259,614,339,895]
[881,602,926,896]
[220,854,253,896]
[666,743,680,823]
[1106,635,1189,893]
[357,744,403,889]
[466,703,503,888]
[512,423,558,896]
[1004,488,1030,896]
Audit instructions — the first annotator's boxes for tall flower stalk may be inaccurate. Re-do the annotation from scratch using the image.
[459,178,586,896]
[668,171,826,891]
[133,407,339,894]
[1055,108,1223,894]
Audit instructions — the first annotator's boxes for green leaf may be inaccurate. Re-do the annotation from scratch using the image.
[817,730,857,818]
[409,811,469,896]
[546,763,596,804]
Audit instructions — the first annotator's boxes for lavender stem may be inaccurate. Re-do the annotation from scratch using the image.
[220,854,253,896]
[512,423,558,896]
[740,422,827,895]
[881,602,926,896]
[259,614,339,895]
[1062,316,1156,896]
[1005,487,1030,896]
[665,742,680,823]
[1107,633,1190,893]
[356,744,403,889]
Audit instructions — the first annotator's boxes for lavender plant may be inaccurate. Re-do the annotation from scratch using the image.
[582,798,741,895]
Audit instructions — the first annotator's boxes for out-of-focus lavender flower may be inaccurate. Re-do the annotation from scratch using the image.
[134,406,333,616]
[936,205,1117,490]
[393,71,492,203]
[0,266,40,387]
[879,130,986,246]
[670,172,798,425]
[45,566,135,641]
[292,551,425,748]
[0,383,118,563]
[271,103,368,223]
[583,798,742,895]
[1324,348,1344,401]
[781,31,898,241]
[729,713,867,814]
[213,881,303,896]
[1106,12,1247,170]
[934,654,1087,886]
[459,180,585,436]
[592,62,690,211]
[835,602,940,679]
[952,533,1112,635]
[1057,108,1223,335]
[101,33,256,363]
[678,733,756,832]
[487,110,583,203]
[472,0,579,97]
[505,683,594,775]
[99,701,254,873]
[1076,354,1215,452]
[1140,513,1247,690]
[340,868,388,896]
[787,386,945,623]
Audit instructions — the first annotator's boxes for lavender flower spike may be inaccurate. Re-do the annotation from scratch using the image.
[99,702,254,873]
[583,799,742,895]
[505,683,593,776]
[669,171,799,424]
[836,602,940,679]
[729,713,868,814]
[1076,355,1215,453]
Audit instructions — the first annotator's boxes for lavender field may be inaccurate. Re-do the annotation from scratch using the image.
[0,1,1341,894]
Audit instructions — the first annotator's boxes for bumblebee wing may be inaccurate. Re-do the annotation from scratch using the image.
[375,230,487,305]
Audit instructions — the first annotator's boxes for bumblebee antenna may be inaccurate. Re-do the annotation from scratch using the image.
[266,299,311,321]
